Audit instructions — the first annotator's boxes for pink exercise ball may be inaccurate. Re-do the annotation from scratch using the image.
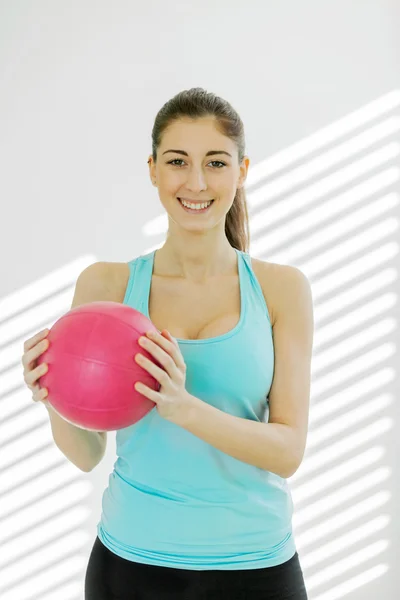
[37,301,162,431]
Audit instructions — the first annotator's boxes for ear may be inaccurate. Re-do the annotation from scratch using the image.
[237,156,250,189]
[148,156,157,186]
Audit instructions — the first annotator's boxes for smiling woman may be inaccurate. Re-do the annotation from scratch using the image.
[84,87,310,600]
[146,92,250,257]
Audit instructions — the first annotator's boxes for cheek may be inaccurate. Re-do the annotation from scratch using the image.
[163,179,184,196]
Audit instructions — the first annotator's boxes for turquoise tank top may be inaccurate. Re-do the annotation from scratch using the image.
[97,248,296,570]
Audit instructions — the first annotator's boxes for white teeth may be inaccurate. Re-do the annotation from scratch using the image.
[179,199,213,210]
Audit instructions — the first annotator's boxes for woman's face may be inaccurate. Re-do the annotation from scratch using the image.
[148,117,249,230]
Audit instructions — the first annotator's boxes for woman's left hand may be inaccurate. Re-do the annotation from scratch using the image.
[134,329,193,425]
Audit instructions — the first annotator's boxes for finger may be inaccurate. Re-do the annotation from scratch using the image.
[148,330,172,347]
[24,361,49,387]
[135,353,171,384]
[28,382,40,394]
[32,387,49,403]
[23,329,50,354]
[148,330,183,365]
[164,331,182,355]
[134,381,158,403]
[161,330,172,344]
[22,337,50,369]
[162,330,177,344]
[141,336,180,373]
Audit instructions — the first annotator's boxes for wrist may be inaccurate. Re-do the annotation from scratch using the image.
[178,392,200,429]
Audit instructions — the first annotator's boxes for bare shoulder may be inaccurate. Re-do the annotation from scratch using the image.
[106,261,131,300]
[77,261,130,303]
[250,256,311,327]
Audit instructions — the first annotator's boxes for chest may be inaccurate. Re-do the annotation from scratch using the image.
[114,257,276,342]
[148,275,241,341]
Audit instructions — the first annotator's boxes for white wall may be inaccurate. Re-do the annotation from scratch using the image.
[1,1,399,598]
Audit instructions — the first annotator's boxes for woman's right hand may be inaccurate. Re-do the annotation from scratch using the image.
[22,328,50,404]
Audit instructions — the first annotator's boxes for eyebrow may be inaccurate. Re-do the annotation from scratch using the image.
[162,149,232,158]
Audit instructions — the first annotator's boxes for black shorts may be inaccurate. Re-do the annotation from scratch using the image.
[85,536,308,599]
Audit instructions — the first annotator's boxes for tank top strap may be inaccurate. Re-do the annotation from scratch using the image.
[238,250,273,327]
[122,252,154,315]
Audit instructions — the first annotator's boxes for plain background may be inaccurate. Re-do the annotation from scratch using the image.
[1,1,399,598]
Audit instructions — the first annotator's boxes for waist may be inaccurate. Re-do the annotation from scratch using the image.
[99,467,294,555]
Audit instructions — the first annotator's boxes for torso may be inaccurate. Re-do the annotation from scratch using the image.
[107,254,280,341]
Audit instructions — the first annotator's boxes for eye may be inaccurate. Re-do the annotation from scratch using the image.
[209,160,226,168]
[167,159,226,168]
[167,159,185,167]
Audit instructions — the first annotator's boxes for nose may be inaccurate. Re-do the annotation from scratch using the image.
[185,167,208,192]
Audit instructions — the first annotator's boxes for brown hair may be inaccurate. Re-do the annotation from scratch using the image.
[150,87,250,253]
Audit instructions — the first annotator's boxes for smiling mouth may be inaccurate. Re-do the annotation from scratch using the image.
[177,198,215,213]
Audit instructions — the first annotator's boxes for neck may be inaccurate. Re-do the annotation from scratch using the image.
[154,237,237,283]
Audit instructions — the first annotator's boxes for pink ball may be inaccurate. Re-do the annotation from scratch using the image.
[37,301,161,431]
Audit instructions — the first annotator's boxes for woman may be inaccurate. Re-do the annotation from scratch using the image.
[24,87,313,598]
